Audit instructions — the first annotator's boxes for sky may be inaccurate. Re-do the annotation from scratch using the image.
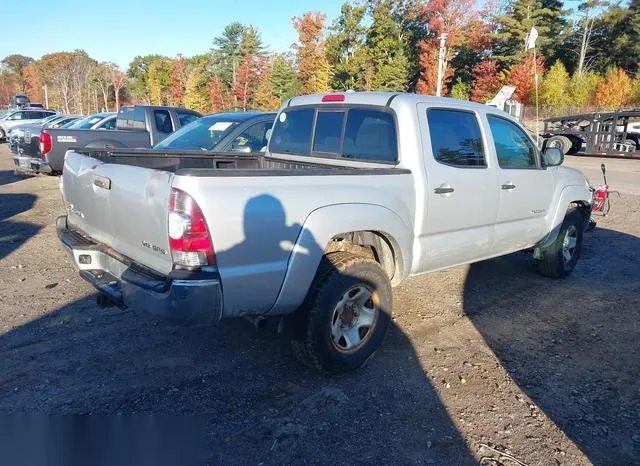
[2,0,346,70]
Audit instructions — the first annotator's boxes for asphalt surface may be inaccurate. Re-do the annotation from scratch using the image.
[565,155,640,195]
[0,144,639,465]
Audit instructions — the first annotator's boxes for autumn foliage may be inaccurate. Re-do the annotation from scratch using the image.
[595,68,632,109]
[293,12,331,95]
[507,53,545,104]
[470,60,501,102]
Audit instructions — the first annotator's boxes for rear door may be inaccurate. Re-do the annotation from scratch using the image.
[62,152,174,275]
[418,105,499,271]
[485,114,555,252]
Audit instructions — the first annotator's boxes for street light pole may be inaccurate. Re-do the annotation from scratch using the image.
[43,84,49,109]
[436,33,448,97]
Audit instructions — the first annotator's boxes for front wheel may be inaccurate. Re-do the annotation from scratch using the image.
[536,210,584,278]
[289,252,392,375]
[0,128,5,141]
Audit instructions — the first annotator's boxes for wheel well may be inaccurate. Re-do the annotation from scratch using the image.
[571,201,592,229]
[324,231,401,284]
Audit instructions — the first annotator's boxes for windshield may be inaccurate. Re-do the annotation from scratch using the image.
[154,117,239,150]
[41,115,64,126]
[67,114,107,129]
[59,119,79,129]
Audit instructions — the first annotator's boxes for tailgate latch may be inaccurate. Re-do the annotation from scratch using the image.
[93,175,112,190]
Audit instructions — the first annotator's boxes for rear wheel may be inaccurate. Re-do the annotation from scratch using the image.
[0,128,5,141]
[546,135,572,155]
[289,252,392,375]
[567,136,582,155]
[536,210,583,278]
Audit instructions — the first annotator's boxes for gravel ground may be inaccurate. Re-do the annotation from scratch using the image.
[0,144,639,465]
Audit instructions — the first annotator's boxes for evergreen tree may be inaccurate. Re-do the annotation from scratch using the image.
[366,0,410,91]
[127,55,163,104]
[326,2,369,90]
[493,0,568,67]
[270,54,301,102]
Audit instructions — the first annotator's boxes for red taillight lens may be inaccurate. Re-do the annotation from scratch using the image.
[168,188,215,268]
[39,131,52,155]
[322,94,345,102]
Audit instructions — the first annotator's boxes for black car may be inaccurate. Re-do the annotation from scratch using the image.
[153,111,276,153]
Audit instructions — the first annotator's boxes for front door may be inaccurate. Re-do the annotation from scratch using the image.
[485,114,555,253]
[417,105,499,272]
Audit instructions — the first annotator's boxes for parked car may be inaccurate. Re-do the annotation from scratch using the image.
[38,106,201,173]
[154,112,276,153]
[10,115,81,161]
[57,92,592,374]
[12,113,114,172]
[8,114,68,154]
[64,112,117,130]
[0,109,57,140]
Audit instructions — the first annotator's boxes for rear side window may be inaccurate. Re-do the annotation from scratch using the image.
[154,110,173,134]
[343,109,397,162]
[270,106,398,163]
[270,108,314,154]
[427,109,485,167]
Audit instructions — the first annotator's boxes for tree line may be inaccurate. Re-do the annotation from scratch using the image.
[1,0,639,115]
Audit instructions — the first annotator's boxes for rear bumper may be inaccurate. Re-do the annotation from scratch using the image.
[57,216,223,326]
[12,154,52,174]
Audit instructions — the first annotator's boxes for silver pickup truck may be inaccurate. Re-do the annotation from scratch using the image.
[57,92,592,374]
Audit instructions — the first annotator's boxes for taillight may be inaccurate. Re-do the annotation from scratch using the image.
[39,131,52,155]
[168,188,215,268]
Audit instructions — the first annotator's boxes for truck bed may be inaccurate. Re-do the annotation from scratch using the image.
[73,148,409,176]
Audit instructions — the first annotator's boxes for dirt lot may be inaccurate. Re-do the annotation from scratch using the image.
[0,144,639,465]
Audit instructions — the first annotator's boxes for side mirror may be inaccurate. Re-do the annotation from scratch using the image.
[542,146,564,167]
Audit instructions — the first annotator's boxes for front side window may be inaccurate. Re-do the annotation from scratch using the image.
[8,112,25,121]
[427,109,485,167]
[153,116,239,151]
[270,108,314,154]
[177,112,199,127]
[100,117,116,130]
[488,115,538,169]
[230,121,273,152]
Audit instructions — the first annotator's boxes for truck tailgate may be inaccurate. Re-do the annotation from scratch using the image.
[62,151,173,275]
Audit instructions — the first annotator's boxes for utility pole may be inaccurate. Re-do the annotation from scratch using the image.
[43,84,49,109]
[436,33,448,97]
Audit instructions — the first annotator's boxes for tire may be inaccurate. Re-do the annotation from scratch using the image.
[546,135,572,155]
[289,251,392,375]
[536,210,583,278]
[567,136,582,155]
[0,127,5,141]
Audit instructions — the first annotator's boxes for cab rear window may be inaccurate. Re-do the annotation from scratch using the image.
[269,106,397,163]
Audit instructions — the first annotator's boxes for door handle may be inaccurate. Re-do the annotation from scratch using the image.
[501,183,516,190]
[434,186,455,194]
